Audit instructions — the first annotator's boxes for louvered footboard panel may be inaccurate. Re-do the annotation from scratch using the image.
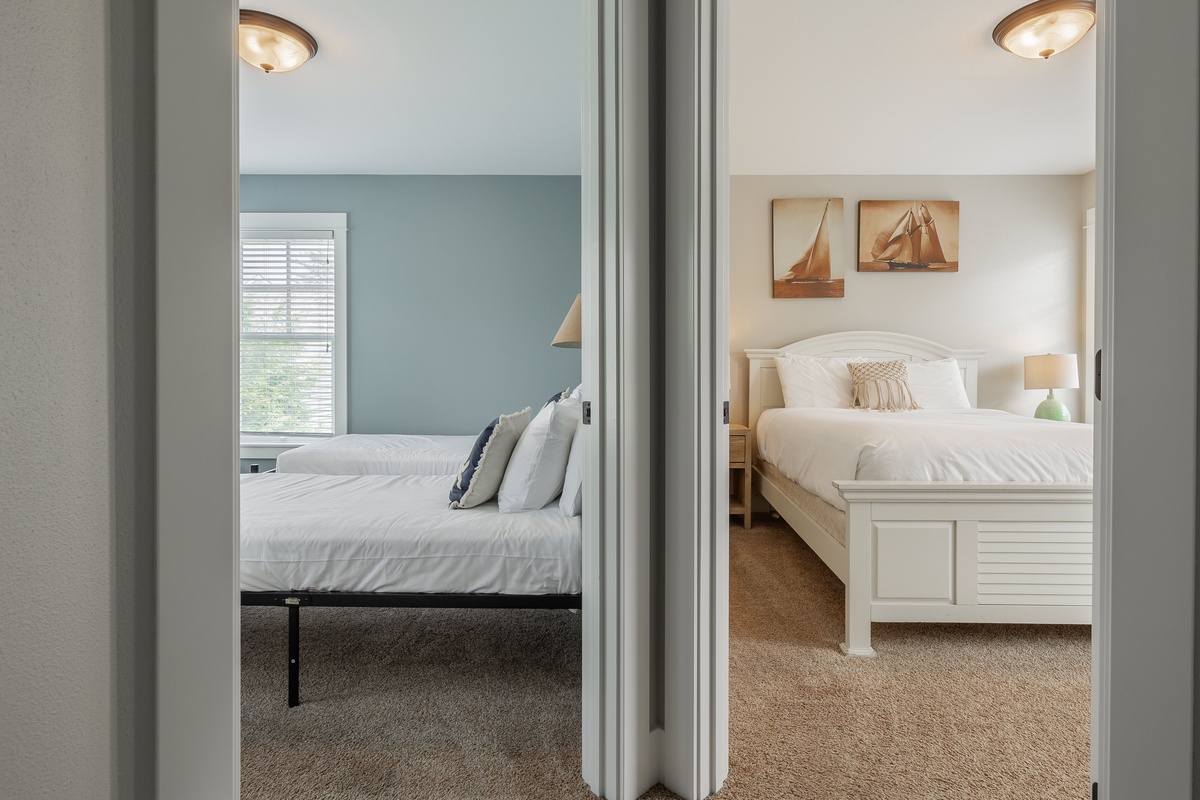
[976,521,1092,606]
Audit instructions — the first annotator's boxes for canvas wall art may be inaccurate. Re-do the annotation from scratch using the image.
[772,197,845,298]
[858,200,959,272]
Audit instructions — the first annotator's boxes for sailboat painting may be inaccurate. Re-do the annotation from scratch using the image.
[772,198,845,298]
[858,200,960,272]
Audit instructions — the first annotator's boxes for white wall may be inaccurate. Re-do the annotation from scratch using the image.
[1,0,113,796]
[730,174,1087,424]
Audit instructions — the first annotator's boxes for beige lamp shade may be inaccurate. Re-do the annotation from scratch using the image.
[551,294,582,348]
[239,10,318,74]
[993,0,1096,60]
[1024,353,1080,390]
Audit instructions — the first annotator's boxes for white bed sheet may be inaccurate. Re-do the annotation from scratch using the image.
[756,407,1093,511]
[240,473,581,595]
[275,433,474,476]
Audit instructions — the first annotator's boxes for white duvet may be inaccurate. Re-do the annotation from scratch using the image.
[756,407,1093,511]
[275,433,475,476]
[240,473,581,595]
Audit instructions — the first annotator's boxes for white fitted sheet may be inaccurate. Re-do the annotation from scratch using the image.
[756,407,1093,511]
[240,473,581,595]
[275,434,474,476]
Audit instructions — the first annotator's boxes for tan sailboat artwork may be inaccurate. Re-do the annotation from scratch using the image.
[858,200,959,272]
[772,197,845,298]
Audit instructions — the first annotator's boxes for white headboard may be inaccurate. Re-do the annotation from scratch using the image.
[745,331,987,429]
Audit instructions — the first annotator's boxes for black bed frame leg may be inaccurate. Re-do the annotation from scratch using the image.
[287,602,300,707]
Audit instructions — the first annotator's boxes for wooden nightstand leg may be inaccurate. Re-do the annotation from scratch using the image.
[742,467,752,529]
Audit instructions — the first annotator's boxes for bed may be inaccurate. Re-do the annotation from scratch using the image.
[240,472,582,706]
[746,331,1093,656]
[274,433,475,476]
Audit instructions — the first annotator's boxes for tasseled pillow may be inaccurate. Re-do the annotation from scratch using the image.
[846,360,920,411]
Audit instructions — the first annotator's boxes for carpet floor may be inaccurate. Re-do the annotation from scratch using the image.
[241,515,1090,799]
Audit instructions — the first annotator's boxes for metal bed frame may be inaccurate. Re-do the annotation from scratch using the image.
[242,590,583,707]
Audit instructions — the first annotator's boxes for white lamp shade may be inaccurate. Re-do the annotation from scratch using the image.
[1024,353,1079,390]
[551,294,582,348]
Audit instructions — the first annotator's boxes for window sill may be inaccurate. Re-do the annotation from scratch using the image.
[240,436,329,460]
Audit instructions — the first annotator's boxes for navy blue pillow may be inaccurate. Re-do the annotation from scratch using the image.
[448,419,498,506]
[543,387,571,407]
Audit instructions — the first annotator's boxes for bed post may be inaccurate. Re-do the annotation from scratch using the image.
[840,500,875,657]
[287,602,300,708]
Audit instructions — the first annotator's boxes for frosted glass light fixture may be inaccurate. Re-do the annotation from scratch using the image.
[993,0,1096,60]
[239,10,318,74]
[1025,353,1079,421]
[552,294,582,348]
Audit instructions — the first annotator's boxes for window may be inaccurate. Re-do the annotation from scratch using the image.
[239,212,347,457]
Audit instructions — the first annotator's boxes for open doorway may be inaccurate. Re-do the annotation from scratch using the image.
[722,1,1097,795]
[233,2,592,796]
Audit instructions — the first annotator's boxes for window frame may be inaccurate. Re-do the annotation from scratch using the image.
[238,212,348,458]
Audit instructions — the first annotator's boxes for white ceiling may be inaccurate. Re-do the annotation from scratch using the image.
[730,0,1097,175]
[238,0,583,175]
[238,0,1097,176]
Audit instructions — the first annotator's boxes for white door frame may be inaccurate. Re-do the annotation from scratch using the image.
[155,0,239,795]
[580,2,659,794]
[1092,0,1198,796]
[580,4,729,797]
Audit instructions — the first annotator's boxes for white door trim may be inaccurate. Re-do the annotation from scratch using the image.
[659,2,730,797]
[1093,0,1199,797]
[155,0,239,796]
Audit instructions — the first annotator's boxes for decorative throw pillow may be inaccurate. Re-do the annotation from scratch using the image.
[544,387,572,407]
[774,354,865,408]
[846,360,920,411]
[906,358,972,409]
[559,419,584,517]
[498,397,582,512]
[448,407,532,509]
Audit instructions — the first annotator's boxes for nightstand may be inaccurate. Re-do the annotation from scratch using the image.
[729,423,752,529]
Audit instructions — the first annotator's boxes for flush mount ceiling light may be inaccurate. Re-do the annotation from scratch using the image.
[238,10,318,74]
[992,0,1096,60]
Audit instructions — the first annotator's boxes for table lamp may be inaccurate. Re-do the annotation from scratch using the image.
[1024,353,1079,421]
[551,293,582,348]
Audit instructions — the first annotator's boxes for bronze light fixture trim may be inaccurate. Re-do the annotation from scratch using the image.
[238,10,318,74]
[992,0,1096,60]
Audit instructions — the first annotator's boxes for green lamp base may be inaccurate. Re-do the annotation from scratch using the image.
[1034,392,1071,422]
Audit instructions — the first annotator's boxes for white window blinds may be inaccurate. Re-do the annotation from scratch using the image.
[240,230,337,436]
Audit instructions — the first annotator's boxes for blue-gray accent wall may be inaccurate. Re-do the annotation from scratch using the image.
[240,175,582,434]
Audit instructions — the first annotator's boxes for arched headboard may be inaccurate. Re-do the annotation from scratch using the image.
[744,331,987,429]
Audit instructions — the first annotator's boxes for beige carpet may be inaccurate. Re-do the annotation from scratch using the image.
[713,515,1090,800]
[241,515,1089,799]
[240,605,595,800]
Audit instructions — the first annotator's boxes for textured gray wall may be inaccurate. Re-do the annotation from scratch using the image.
[1,0,140,797]
[240,175,583,434]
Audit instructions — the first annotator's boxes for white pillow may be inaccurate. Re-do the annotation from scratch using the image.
[773,354,864,408]
[559,420,584,517]
[498,397,582,512]
[906,358,972,409]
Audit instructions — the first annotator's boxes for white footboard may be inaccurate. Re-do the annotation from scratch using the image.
[833,481,1093,656]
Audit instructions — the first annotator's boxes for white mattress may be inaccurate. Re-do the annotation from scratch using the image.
[275,433,474,476]
[240,473,582,595]
[756,407,1093,511]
